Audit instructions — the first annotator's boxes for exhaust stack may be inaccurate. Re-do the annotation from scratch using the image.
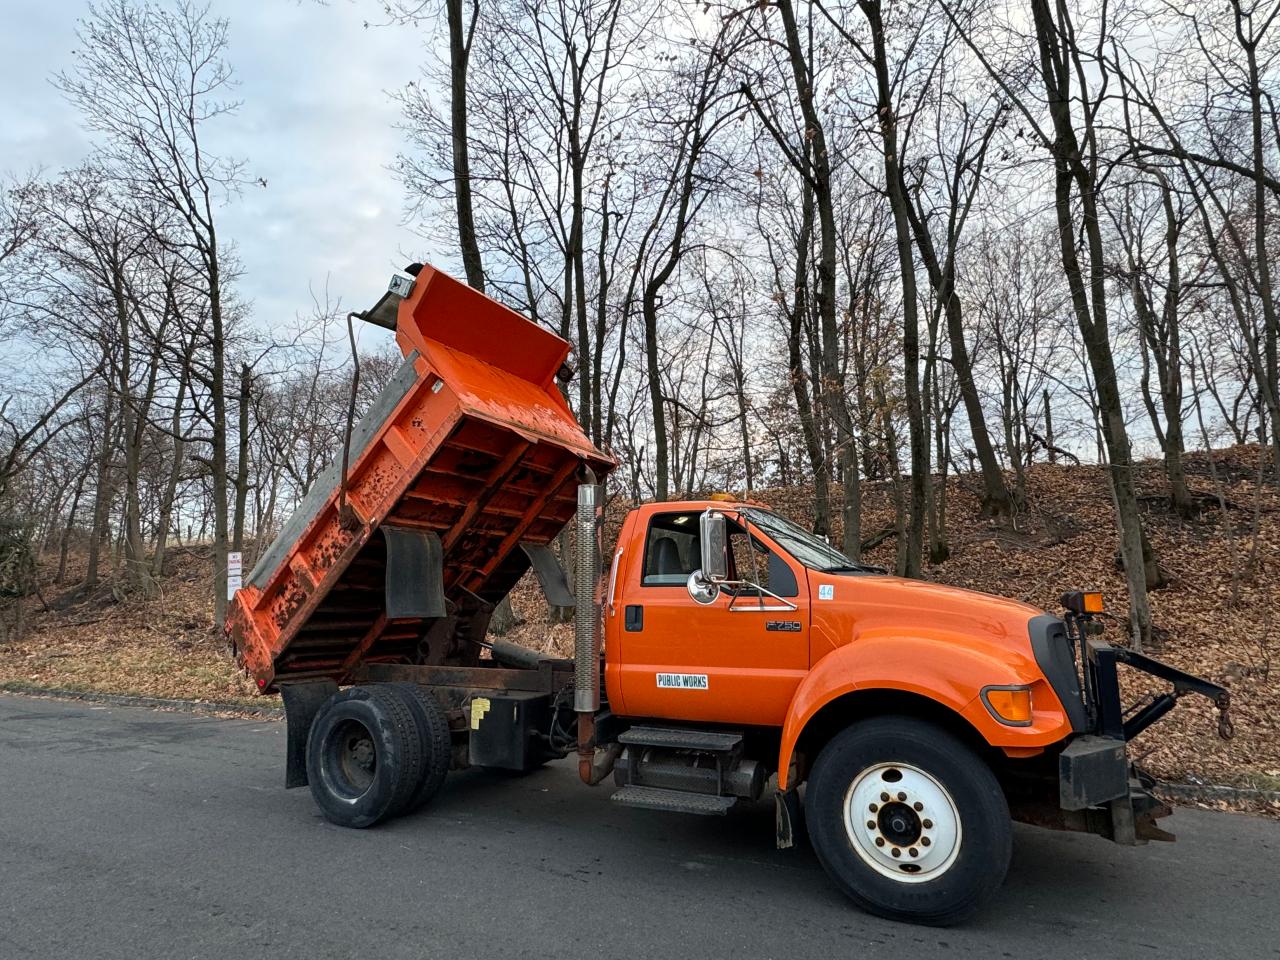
[573,478,603,713]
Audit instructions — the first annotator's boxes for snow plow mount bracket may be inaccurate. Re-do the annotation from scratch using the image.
[1083,637,1234,742]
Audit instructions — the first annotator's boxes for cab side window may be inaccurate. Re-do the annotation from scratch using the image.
[727,523,799,598]
[641,512,701,586]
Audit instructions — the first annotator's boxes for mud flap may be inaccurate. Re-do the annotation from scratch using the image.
[382,526,446,620]
[520,542,575,608]
[281,679,338,788]
[775,788,801,849]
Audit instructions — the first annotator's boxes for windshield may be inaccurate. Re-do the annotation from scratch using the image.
[740,508,866,572]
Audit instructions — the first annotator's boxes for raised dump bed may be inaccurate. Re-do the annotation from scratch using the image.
[227,265,613,692]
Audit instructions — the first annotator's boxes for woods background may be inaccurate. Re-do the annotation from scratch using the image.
[2,0,1279,658]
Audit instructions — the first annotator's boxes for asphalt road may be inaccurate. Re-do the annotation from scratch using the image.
[0,694,1276,960]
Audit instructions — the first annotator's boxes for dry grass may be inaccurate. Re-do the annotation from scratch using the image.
[0,548,264,707]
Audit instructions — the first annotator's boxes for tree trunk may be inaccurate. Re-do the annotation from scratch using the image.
[490,595,520,636]
[85,393,117,590]
[643,288,669,501]
[786,181,831,537]
[861,0,927,576]
[233,362,251,552]
[930,388,952,564]
[776,0,855,553]
[111,269,155,598]
[447,0,483,292]
[209,250,230,628]
[152,365,190,580]
[57,465,90,586]
[840,438,862,561]
[902,165,1012,519]
[1240,11,1280,477]
[1031,0,1153,649]
[1043,389,1056,464]
[736,372,754,493]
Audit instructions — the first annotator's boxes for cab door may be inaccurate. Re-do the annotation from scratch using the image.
[611,508,809,726]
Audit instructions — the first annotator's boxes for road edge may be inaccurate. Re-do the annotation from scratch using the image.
[0,681,282,719]
[1153,781,1280,806]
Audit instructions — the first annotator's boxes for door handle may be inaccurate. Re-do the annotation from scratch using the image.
[624,605,644,632]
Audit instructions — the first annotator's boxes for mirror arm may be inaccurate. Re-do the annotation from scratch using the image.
[726,582,798,613]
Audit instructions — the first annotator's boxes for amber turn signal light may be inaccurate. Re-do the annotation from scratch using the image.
[981,685,1033,726]
[1061,590,1104,616]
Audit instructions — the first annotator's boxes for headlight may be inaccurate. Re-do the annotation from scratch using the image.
[981,685,1033,726]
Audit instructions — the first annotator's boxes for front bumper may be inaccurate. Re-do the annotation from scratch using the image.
[1034,617,1233,844]
[1056,736,1174,843]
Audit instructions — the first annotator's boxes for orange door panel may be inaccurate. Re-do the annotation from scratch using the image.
[610,509,809,726]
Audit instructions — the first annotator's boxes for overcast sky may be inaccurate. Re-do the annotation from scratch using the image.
[2,0,444,340]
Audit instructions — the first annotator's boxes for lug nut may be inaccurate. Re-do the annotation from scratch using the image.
[869,803,878,812]
[897,792,907,801]
[921,836,931,847]
[891,848,901,858]
[875,837,885,847]
[909,848,919,858]
[881,792,890,802]
[922,819,933,829]
[867,820,876,830]
[913,801,923,811]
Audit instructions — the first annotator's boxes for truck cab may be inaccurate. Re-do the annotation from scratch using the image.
[605,500,1078,776]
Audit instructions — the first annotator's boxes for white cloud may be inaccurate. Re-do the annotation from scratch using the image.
[1,0,448,334]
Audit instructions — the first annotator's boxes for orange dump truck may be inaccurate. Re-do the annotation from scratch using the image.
[229,265,1233,925]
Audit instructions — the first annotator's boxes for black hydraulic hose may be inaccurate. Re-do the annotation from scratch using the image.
[338,311,363,530]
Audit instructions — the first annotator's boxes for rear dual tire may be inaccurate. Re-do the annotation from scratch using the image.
[805,716,1012,926]
[305,684,451,828]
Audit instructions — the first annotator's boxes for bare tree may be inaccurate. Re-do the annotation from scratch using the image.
[57,0,247,623]
[740,0,864,558]
[946,0,1158,646]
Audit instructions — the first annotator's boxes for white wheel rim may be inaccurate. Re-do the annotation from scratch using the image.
[842,762,962,883]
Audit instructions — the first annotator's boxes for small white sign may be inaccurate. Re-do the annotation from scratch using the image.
[227,551,243,600]
[656,673,708,690]
[818,584,834,600]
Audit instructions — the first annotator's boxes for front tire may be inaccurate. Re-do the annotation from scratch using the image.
[805,716,1012,926]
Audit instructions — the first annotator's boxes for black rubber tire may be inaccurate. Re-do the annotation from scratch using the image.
[305,685,424,828]
[805,716,1012,926]
[387,683,452,814]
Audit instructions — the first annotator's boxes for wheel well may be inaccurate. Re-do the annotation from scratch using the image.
[794,688,995,780]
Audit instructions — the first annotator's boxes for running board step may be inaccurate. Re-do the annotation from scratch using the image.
[610,785,738,816]
[617,726,742,753]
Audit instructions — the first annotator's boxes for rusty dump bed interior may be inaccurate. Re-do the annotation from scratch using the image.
[227,266,613,692]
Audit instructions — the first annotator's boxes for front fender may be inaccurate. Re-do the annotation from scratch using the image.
[776,635,1073,789]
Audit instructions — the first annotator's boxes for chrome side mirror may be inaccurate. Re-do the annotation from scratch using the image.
[699,510,728,582]
[687,570,720,605]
